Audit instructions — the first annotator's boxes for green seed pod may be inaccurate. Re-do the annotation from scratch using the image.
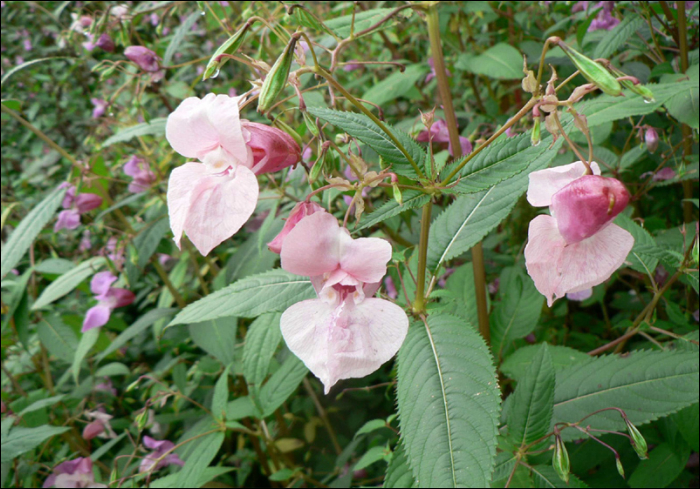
[552,435,570,484]
[303,111,320,137]
[203,21,252,80]
[135,410,149,431]
[258,34,299,113]
[558,43,622,96]
[392,183,403,205]
[531,117,542,147]
[625,419,648,459]
[616,457,625,479]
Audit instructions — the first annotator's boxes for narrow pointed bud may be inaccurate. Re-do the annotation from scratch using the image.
[645,126,659,154]
[615,457,625,478]
[392,183,403,205]
[258,34,300,113]
[607,65,655,102]
[135,410,149,431]
[545,113,560,139]
[204,20,251,80]
[555,40,622,96]
[625,419,648,459]
[552,434,570,483]
[531,117,541,146]
[308,141,328,184]
[303,111,320,137]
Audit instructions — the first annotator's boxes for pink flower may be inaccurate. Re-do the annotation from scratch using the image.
[279,211,408,393]
[343,60,363,71]
[75,194,103,214]
[139,436,185,473]
[104,237,125,268]
[588,2,620,31]
[165,94,300,255]
[82,272,135,332]
[267,201,325,254]
[55,209,81,231]
[125,46,160,72]
[652,167,676,182]
[425,57,450,83]
[416,119,472,157]
[93,377,117,396]
[91,99,108,119]
[82,410,116,440]
[43,457,106,488]
[54,184,103,231]
[525,161,634,306]
[95,34,115,52]
[123,156,156,193]
[384,276,398,299]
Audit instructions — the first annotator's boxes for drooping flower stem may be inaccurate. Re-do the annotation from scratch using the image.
[426,5,490,341]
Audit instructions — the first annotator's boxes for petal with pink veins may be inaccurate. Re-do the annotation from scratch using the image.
[527,161,601,207]
[281,212,343,277]
[167,162,208,249]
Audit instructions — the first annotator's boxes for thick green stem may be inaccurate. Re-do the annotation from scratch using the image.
[413,202,432,314]
[676,2,695,225]
[426,6,490,341]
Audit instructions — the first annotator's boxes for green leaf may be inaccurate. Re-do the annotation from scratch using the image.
[362,64,429,107]
[94,362,131,377]
[307,107,426,178]
[134,218,169,269]
[397,314,501,487]
[0,56,72,87]
[324,8,395,38]
[355,419,389,437]
[507,344,555,447]
[671,403,699,452]
[447,132,561,195]
[37,316,79,364]
[1,185,66,280]
[491,267,544,359]
[224,225,281,284]
[490,452,518,485]
[212,366,230,421]
[102,118,166,147]
[354,446,388,471]
[258,353,308,417]
[435,262,482,329]
[17,395,66,416]
[501,344,589,382]
[151,467,233,489]
[97,308,177,362]
[619,145,646,172]
[32,257,107,310]
[1,425,71,463]
[384,443,416,488]
[628,443,690,488]
[354,190,430,233]
[593,14,645,59]
[530,465,588,488]
[175,432,225,488]
[427,139,561,271]
[72,329,100,384]
[614,214,659,275]
[226,396,258,421]
[553,351,699,440]
[663,71,699,129]
[242,313,283,394]
[455,43,524,80]
[169,270,315,327]
[189,318,238,367]
[163,11,200,67]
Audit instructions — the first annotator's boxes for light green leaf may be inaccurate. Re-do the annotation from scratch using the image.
[1,185,66,280]
[1,57,71,87]
[362,64,428,107]
[1,425,71,463]
[37,316,78,364]
[455,44,523,80]
[102,118,166,147]
[226,396,258,421]
[258,354,308,417]
[175,432,225,488]
[628,443,690,488]
[593,14,645,59]
[354,190,430,233]
[354,446,388,471]
[169,270,315,327]
[355,419,389,438]
[614,214,659,275]
[212,366,230,421]
[507,344,555,447]
[384,443,416,488]
[17,395,65,416]
[32,257,106,310]
[151,467,233,489]
[163,11,200,66]
[94,362,131,377]
[189,318,237,367]
[530,465,588,488]
[553,351,699,440]
[307,107,426,178]
[242,313,283,394]
[72,329,100,384]
[491,267,544,360]
[501,344,589,382]
[397,314,501,488]
[324,8,395,38]
[34,258,75,275]
[619,145,646,171]
[663,71,699,129]
[97,308,177,362]
[134,218,169,269]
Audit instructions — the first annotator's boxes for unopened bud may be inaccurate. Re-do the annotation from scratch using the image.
[392,183,403,205]
[204,20,251,80]
[568,84,595,104]
[556,40,622,96]
[135,410,149,431]
[644,126,659,154]
[258,34,299,113]
[531,117,541,147]
[572,111,589,135]
[616,457,625,478]
[420,108,436,129]
[552,435,570,484]
[545,113,559,139]
[303,111,320,137]
[327,177,353,191]
[353,194,365,221]
[335,133,349,145]
[625,418,648,460]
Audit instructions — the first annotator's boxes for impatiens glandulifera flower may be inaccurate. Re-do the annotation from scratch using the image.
[525,161,634,306]
[166,93,300,255]
[43,457,106,488]
[279,211,409,394]
[123,156,156,193]
[124,46,160,72]
[588,1,620,31]
[425,57,451,83]
[82,410,116,441]
[139,436,185,473]
[95,33,115,52]
[91,98,108,119]
[267,201,324,254]
[82,271,135,332]
[54,183,103,232]
[416,119,472,157]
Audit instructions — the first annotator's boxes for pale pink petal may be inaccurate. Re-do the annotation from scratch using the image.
[267,201,325,254]
[167,162,208,249]
[82,305,112,332]
[82,420,105,440]
[280,296,408,394]
[339,233,392,284]
[143,436,172,451]
[280,212,342,277]
[567,288,593,301]
[54,209,81,231]
[90,271,117,296]
[525,215,633,306]
[527,161,601,207]
[181,165,259,256]
[242,121,301,175]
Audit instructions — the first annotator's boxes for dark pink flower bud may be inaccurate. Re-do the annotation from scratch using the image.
[267,201,325,254]
[91,98,108,119]
[242,121,301,175]
[645,127,659,153]
[75,193,103,214]
[124,46,160,72]
[653,167,676,181]
[54,209,80,231]
[550,175,630,244]
[96,33,115,52]
[82,420,105,440]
